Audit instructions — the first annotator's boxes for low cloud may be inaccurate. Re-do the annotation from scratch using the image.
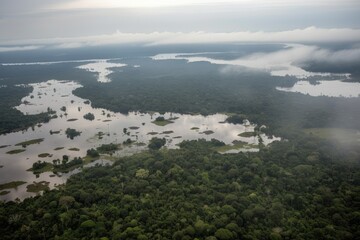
[227,44,360,69]
[50,0,360,10]
[0,45,41,52]
[300,47,360,64]
[224,44,360,77]
[153,44,360,78]
[1,27,360,52]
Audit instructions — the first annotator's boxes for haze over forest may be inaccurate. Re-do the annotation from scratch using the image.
[0,1,359,239]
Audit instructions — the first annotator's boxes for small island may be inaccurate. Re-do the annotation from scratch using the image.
[6,149,26,154]
[0,181,27,191]
[65,128,81,139]
[238,132,257,137]
[83,112,95,121]
[152,116,174,126]
[15,138,44,147]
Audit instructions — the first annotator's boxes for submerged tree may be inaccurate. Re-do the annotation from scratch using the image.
[65,128,81,139]
[83,112,95,121]
[148,137,166,150]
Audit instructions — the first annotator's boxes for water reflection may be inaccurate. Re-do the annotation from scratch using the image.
[0,80,279,201]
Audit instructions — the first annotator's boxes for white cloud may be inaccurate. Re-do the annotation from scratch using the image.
[153,44,360,78]
[222,44,360,77]
[51,0,360,9]
[303,47,360,64]
[146,27,360,45]
[1,27,359,51]
[0,45,41,52]
[54,42,85,49]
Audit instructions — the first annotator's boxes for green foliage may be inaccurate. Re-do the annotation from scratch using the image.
[0,86,50,134]
[135,168,150,179]
[83,112,95,121]
[215,228,233,240]
[26,181,49,193]
[81,220,96,228]
[0,139,358,239]
[38,153,51,158]
[226,114,245,124]
[72,58,360,138]
[15,138,44,147]
[6,149,26,154]
[148,137,166,150]
[152,118,173,126]
[87,148,100,157]
[97,143,118,154]
[155,116,165,121]
[0,46,359,240]
[54,157,83,172]
[270,232,282,240]
[31,160,49,171]
[238,132,257,137]
[59,196,75,207]
[65,128,81,140]
[0,181,26,191]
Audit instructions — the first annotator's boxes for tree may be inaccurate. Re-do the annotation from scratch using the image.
[87,148,99,157]
[215,228,233,240]
[59,196,75,211]
[226,114,245,124]
[80,220,96,228]
[62,155,69,165]
[135,169,150,179]
[155,116,165,121]
[148,137,166,150]
[83,112,95,121]
[65,128,81,139]
[194,220,211,236]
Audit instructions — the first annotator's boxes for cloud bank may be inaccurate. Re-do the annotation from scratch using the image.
[0,45,41,52]
[1,27,359,52]
[51,0,360,10]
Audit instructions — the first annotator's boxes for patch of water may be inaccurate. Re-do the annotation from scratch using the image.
[76,60,127,83]
[276,80,360,98]
[0,80,279,201]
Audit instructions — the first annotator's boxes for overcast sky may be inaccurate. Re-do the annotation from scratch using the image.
[0,0,359,49]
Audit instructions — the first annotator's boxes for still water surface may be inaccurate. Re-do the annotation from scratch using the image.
[276,80,360,98]
[0,80,279,201]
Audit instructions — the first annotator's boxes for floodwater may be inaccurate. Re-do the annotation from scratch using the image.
[276,80,360,98]
[0,80,279,201]
[76,60,127,83]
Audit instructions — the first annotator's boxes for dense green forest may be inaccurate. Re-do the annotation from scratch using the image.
[1,56,359,139]
[0,49,359,239]
[0,63,95,134]
[0,85,50,134]
[1,138,359,239]
[73,59,360,138]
